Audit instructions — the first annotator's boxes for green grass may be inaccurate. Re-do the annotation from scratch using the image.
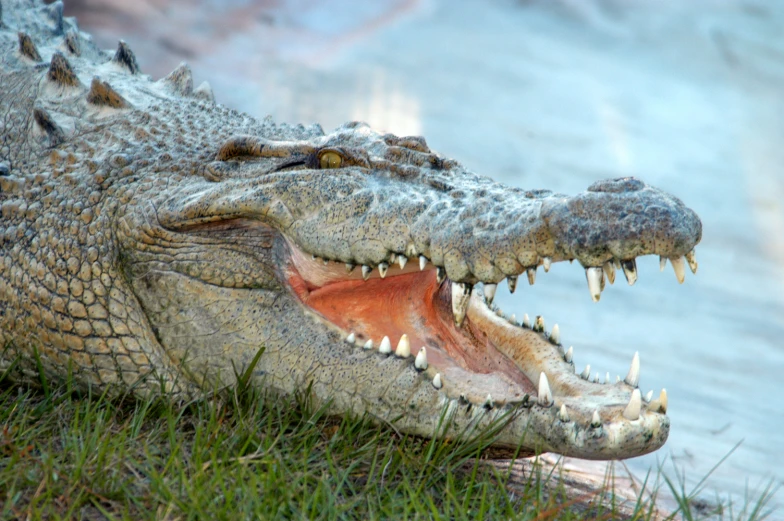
[0,378,778,520]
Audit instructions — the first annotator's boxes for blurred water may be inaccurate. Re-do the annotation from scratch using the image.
[67,0,784,512]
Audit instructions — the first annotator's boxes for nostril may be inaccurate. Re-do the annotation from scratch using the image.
[587,177,645,193]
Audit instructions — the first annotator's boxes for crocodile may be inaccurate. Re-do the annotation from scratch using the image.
[0,0,702,460]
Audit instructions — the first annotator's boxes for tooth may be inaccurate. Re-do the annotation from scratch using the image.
[436,267,446,284]
[312,255,317,261]
[363,339,373,349]
[509,313,516,324]
[585,267,603,302]
[564,346,573,363]
[590,410,602,428]
[395,334,411,357]
[550,324,560,344]
[495,309,504,317]
[593,372,600,383]
[580,364,591,380]
[398,255,408,269]
[527,267,536,285]
[542,257,552,272]
[605,372,610,384]
[623,389,642,420]
[451,282,471,326]
[533,315,545,333]
[323,259,329,266]
[414,347,428,370]
[645,390,653,402]
[378,262,389,278]
[613,259,621,270]
[660,389,668,413]
[616,375,621,383]
[345,332,356,344]
[419,255,427,270]
[603,261,616,285]
[522,314,530,328]
[362,265,372,280]
[685,250,698,274]
[624,351,640,387]
[484,394,494,408]
[379,336,392,355]
[558,404,569,422]
[432,373,442,389]
[484,283,497,305]
[389,252,397,263]
[659,256,667,272]
[537,372,553,407]
[670,257,686,284]
[507,275,517,293]
[345,263,356,273]
[621,259,637,286]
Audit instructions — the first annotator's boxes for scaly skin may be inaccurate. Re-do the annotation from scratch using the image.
[0,0,701,459]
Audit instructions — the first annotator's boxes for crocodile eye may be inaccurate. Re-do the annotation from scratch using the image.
[319,151,343,169]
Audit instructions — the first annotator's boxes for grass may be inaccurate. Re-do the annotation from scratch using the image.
[0,373,778,520]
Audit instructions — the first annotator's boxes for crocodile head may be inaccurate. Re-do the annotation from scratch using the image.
[0,0,700,460]
[119,120,701,460]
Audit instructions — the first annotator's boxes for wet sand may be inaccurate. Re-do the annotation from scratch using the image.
[60,0,784,511]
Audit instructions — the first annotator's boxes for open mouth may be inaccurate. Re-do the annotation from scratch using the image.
[286,239,686,422]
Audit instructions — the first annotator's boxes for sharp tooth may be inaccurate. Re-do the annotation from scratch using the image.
[580,364,591,380]
[623,389,642,420]
[419,255,427,270]
[495,309,504,317]
[507,275,518,293]
[436,267,446,284]
[527,267,536,285]
[522,314,530,328]
[616,375,621,383]
[550,324,560,345]
[484,394,494,409]
[659,256,667,272]
[451,282,471,326]
[558,404,569,422]
[593,372,600,383]
[585,267,603,302]
[395,334,411,357]
[363,339,373,349]
[564,346,573,363]
[624,351,640,387]
[345,263,356,273]
[590,410,602,428]
[533,315,545,333]
[660,388,668,413]
[323,259,330,266]
[362,265,372,280]
[670,256,686,284]
[613,259,621,269]
[379,336,392,355]
[378,262,389,278]
[414,347,428,370]
[345,332,356,344]
[509,313,516,324]
[685,250,698,274]
[605,372,610,384]
[621,259,637,286]
[389,252,397,263]
[398,255,408,269]
[484,283,497,305]
[543,257,552,272]
[645,390,653,402]
[603,261,616,285]
[537,372,553,407]
[432,373,443,389]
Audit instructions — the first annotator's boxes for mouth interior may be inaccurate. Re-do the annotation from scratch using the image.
[285,242,539,402]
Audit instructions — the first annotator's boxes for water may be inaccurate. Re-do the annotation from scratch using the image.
[65,0,784,512]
